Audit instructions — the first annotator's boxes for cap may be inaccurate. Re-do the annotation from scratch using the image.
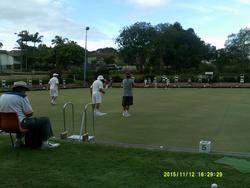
[53,73,59,77]
[97,75,104,80]
[12,81,29,90]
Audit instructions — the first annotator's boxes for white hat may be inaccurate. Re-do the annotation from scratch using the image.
[12,81,29,90]
[53,73,59,77]
[97,75,104,80]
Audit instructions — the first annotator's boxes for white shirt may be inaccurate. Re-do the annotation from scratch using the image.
[0,93,33,122]
[91,80,103,94]
[48,77,59,90]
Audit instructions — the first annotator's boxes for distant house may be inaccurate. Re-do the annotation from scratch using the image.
[0,50,21,71]
[87,48,119,70]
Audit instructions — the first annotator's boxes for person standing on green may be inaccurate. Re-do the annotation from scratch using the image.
[122,72,135,117]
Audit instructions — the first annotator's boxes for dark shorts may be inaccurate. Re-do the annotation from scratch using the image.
[122,96,133,106]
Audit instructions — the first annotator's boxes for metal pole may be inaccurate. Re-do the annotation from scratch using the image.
[83,26,89,87]
[62,102,74,132]
[79,102,93,141]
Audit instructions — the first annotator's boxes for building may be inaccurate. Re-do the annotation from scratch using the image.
[0,50,21,71]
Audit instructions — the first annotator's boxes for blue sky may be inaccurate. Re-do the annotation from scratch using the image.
[0,0,249,51]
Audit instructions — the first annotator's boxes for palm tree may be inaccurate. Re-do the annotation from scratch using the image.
[16,30,32,71]
[30,32,43,70]
[31,32,43,48]
[51,35,69,46]
[16,30,31,46]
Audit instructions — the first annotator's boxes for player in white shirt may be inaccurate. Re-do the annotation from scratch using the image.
[48,73,59,105]
[90,75,107,116]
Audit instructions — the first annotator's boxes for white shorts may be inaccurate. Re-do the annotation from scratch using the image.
[50,89,58,97]
[92,92,102,104]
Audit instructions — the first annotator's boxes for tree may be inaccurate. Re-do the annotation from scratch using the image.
[16,30,31,46]
[116,22,156,73]
[52,42,85,70]
[221,28,250,73]
[116,21,214,74]
[151,22,213,73]
[35,44,54,70]
[31,32,43,48]
[225,28,250,63]
[16,30,32,71]
[51,36,69,46]
[95,47,118,65]
[29,32,44,69]
[0,42,3,48]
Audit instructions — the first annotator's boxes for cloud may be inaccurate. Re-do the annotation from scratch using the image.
[0,0,112,51]
[176,3,213,13]
[202,36,227,49]
[237,0,250,4]
[78,39,117,51]
[214,5,241,15]
[177,3,241,15]
[244,23,250,29]
[127,0,169,8]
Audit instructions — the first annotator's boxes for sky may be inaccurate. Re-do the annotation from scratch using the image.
[0,0,250,51]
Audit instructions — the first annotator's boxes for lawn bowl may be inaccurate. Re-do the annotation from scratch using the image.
[60,131,68,139]
[211,183,218,188]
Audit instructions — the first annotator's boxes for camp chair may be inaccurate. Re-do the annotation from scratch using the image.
[0,112,29,147]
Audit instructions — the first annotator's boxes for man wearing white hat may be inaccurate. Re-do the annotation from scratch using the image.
[90,75,107,116]
[0,81,60,149]
[48,73,59,105]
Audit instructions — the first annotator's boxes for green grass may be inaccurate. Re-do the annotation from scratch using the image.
[1,88,250,187]
[24,88,250,153]
[0,137,250,188]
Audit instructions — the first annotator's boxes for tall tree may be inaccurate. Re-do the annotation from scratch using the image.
[152,22,213,73]
[52,42,85,69]
[0,42,3,48]
[225,28,250,63]
[16,30,32,71]
[116,21,214,74]
[116,22,156,72]
[29,32,44,70]
[16,30,31,46]
[51,36,69,46]
[31,32,43,48]
[221,28,250,73]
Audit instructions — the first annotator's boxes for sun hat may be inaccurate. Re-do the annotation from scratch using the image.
[97,75,104,80]
[12,81,29,90]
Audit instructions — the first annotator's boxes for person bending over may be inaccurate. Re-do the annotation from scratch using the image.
[90,75,107,116]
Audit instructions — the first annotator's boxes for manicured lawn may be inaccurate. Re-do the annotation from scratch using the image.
[1,88,250,187]
[0,136,250,188]
[24,88,250,153]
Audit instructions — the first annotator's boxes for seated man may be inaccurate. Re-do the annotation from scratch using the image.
[0,81,60,149]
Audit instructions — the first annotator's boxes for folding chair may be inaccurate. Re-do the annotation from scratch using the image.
[0,112,29,147]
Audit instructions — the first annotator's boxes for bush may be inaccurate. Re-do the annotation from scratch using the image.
[111,75,123,82]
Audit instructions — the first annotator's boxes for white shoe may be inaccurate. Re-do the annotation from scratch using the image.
[99,112,107,116]
[95,111,107,116]
[123,111,131,117]
[14,139,25,148]
[41,141,60,149]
